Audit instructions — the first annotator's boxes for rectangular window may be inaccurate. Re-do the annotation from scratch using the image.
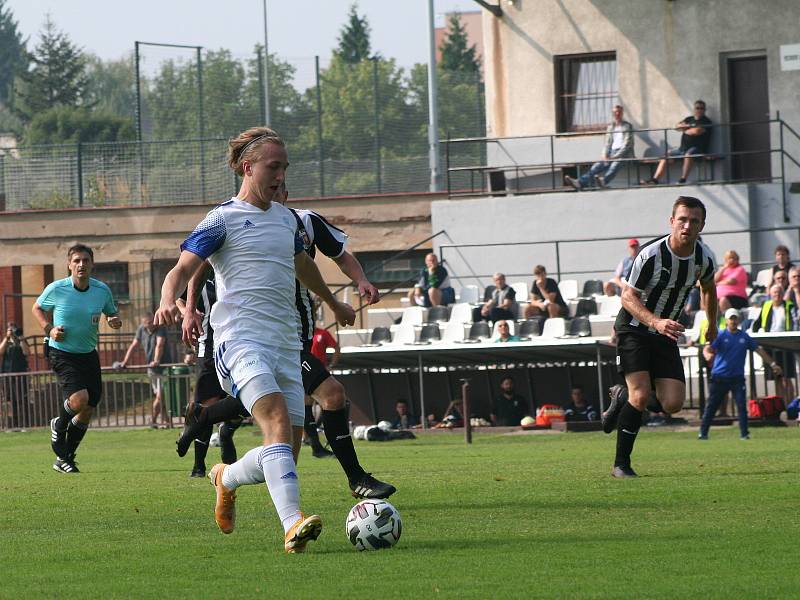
[355,250,428,287]
[555,52,618,133]
[93,262,129,300]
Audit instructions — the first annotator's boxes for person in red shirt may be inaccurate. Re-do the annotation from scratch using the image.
[310,326,340,369]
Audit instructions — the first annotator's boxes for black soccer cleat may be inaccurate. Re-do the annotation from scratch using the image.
[602,384,627,434]
[190,467,206,478]
[349,473,396,499]
[50,417,67,459]
[53,457,80,474]
[312,447,334,459]
[611,465,638,478]
[176,402,205,457]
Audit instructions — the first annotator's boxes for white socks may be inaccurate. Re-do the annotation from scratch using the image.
[258,443,302,533]
[220,443,302,533]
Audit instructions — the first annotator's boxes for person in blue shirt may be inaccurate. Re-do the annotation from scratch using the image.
[700,307,781,440]
[32,244,122,473]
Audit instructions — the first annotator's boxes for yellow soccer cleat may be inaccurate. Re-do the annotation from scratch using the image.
[284,513,323,553]
[209,464,236,534]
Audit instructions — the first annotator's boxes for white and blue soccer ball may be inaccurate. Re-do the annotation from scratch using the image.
[345,499,402,551]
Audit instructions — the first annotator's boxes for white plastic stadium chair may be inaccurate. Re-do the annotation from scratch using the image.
[399,306,426,327]
[448,303,473,324]
[540,317,566,338]
[441,320,467,343]
[510,281,528,302]
[558,280,579,301]
[458,285,480,305]
[390,324,416,345]
[755,268,772,289]
[599,295,622,316]
[588,315,615,338]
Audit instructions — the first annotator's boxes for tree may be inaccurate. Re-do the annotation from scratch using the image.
[24,105,134,145]
[439,13,480,73]
[0,0,27,107]
[84,53,136,119]
[335,3,373,64]
[14,15,89,121]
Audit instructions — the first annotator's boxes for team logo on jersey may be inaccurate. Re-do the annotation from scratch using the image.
[243,219,255,230]
[299,228,311,249]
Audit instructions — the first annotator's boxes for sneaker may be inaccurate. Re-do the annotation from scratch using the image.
[602,384,627,434]
[284,513,323,553]
[53,457,79,474]
[50,417,67,458]
[740,434,750,440]
[641,177,658,185]
[349,472,397,499]
[698,433,708,440]
[611,465,638,478]
[678,177,687,184]
[190,467,206,478]
[564,176,582,190]
[209,464,236,534]
[595,175,608,188]
[176,402,205,457]
[312,447,335,459]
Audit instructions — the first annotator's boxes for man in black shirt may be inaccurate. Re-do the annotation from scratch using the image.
[771,244,794,287]
[473,273,518,322]
[644,100,712,185]
[524,265,568,319]
[491,377,528,426]
[564,385,599,422]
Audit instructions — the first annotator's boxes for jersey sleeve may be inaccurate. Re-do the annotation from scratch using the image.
[181,209,227,259]
[294,228,304,256]
[36,281,58,311]
[699,250,717,285]
[624,252,655,292]
[103,285,118,316]
[307,212,348,258]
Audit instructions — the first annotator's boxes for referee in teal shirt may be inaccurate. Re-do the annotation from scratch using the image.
[32,244,122,473]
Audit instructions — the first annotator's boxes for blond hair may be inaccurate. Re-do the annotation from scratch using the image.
[227,127,285,177]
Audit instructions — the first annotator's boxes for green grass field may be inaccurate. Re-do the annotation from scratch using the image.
[3,425,799,599]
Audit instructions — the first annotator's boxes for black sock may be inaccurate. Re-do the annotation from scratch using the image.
[219,419,241,464]
[193,423,213,471]
[56,399,75,430]
[615,402,643,468]
[203,396,244,425]
[304,405,324,451]
[65,417,88,458]
[322,408,364,482]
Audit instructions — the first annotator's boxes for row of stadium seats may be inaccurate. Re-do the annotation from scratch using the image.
[454,278,606,305]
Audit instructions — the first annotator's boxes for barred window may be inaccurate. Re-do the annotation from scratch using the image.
[555,52,618,133]
[93,262,129,300]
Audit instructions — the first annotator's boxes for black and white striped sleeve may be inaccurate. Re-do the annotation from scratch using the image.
[624,251,655,292]
[699,247,717,285]
[305,211,348,259]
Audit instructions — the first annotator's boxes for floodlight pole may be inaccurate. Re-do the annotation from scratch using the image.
[262,0,271,125]
[426,0,443,192]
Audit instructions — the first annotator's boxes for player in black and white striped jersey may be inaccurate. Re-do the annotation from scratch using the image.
[604,196,718,478]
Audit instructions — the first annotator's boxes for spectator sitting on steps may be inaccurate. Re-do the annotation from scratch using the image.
[472,273,518,323]
[525,265,568,320]
[408,253,455,308]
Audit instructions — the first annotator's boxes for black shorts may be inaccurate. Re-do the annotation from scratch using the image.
[300,350,330,396]
[48,348,103,406]
[616,331,685,383]
[194,355,225,403]
[721,295,749,309]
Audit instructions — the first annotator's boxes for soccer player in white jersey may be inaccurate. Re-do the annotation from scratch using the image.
[603,196,717,477]
[155,127,356,553]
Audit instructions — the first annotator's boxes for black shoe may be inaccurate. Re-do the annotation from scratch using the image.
[50,417,67,458]
[349,473,396,499]
[190,467,206,478]
[176,402,205,457]
[678,177,686,184]
[611,465,638,478]
[53,457,80,474]
[602,384,627,434]
[640,177,658,185]
[312,447,334,458]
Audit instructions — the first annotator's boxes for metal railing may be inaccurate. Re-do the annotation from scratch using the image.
[445,116,800,222]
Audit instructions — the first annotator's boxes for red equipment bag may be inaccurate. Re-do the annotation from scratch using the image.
[748,395,785,419]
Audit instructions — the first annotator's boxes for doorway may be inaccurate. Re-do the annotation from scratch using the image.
[727,55,771,180]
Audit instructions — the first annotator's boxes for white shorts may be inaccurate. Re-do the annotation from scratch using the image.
[214,339,304,427]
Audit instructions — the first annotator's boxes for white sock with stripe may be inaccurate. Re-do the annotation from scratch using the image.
[259,443,302,533]
[221,446,265,490]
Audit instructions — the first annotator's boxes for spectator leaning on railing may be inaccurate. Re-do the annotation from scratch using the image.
[715,250,749,312]
[565,104,634,191]
[643,100,712,185]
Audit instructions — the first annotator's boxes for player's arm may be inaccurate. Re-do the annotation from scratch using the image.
[333,251,380,305]
[755,347,782,376]
[294,251,355,327]
[120,336,140,368]
[621,285,684,341]
[155,250,205,326]
[32,302,65,341]
[181,263,209,345]
[700,274,719,343]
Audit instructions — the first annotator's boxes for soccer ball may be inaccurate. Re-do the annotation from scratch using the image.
[345,499,402,551]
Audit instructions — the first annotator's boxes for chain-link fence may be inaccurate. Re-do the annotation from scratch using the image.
[0,50,484,210]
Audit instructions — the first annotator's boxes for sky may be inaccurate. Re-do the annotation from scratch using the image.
[9,0,480,71]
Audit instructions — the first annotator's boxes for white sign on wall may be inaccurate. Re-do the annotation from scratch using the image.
[780,44,800,71]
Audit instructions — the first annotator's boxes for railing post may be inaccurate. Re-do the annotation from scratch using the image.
[549,134,556,190]
[445,133,451,196]
[76,142,84,207]
[555,241,562,282]
[197,46,206,203]
[780,116,789,222]
[372,58,382,194]
[314,56,325,197]
[461,378,472,444]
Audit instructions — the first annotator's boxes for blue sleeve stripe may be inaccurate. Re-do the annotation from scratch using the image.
[294,229,304,255]
[182,211,227,259]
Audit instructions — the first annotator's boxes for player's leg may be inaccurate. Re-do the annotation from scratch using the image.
[428,286,443,307]
[191,423,213,477]
[150,375,162,428]
[218,417,242,464]
[699,377,728,439]
[612,370,650,477]
[732,378,749,439]
[302,394,333,458]
[653,378,686,414]
[312,375,396,498]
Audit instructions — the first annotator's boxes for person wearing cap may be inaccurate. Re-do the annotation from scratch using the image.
[700,307,781,440]
[604,238,640,296]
